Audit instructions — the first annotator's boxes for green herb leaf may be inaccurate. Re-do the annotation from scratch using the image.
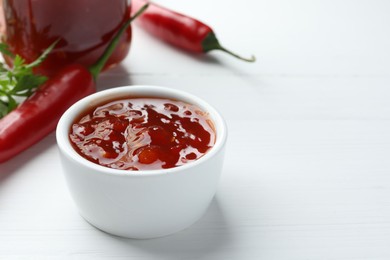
[0,100,8,118]
[6,94,17,112]
[0,41,57,119]
[12,74,48,96]
[0,43,15,58]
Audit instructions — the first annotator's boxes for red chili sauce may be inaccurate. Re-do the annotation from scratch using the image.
[69,97,216,171]
[2,0,131,76]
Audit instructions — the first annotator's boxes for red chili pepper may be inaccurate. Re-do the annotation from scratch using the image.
[0,65,94,163]
[131,0,255,62]
[0,4,148,163]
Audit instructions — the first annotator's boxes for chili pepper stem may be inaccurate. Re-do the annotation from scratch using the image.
[89,3,149,79]
[202,32,256,63]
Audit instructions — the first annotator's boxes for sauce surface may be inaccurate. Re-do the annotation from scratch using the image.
[2,0,131,76]
[69,97,216,171]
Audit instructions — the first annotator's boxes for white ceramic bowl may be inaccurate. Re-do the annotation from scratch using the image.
[56,85,227,239]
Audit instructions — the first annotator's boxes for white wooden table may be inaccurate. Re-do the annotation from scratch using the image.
[1,0,390,259]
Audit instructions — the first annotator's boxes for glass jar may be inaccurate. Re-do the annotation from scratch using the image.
[1,0,132,76]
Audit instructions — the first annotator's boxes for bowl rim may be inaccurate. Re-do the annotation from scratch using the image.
[56,85,227,178]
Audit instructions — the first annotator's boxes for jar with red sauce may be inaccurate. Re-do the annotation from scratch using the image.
[0,0,132,76]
